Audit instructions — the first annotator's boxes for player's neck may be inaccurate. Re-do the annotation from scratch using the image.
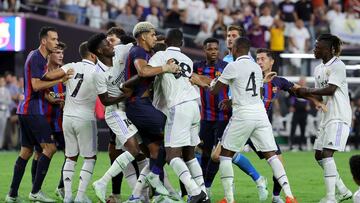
[47,63,59,71]
[207,59,216,66]
[98,56,113,67]
[39,45,49,59]
[322,55,334,64]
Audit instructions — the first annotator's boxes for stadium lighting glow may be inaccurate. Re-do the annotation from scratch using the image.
[15,16,21,52]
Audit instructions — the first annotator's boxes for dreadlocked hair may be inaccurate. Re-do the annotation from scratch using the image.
[318,34,342,57]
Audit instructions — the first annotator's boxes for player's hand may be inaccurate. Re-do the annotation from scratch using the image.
[219,99,232,110]
[315,101,328,112]
[211,142,221,163]
[294,87,311,97]
[190,74,210,88]
[162,63,180,73]
[62,68,74,83]
[120,86,133,98]
[263,71,277,83]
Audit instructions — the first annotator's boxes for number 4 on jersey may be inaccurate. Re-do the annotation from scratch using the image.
[246,72,258,97]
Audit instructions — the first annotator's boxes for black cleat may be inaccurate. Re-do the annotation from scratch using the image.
[189,191,207,203]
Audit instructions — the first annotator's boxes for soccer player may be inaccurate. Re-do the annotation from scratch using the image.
[210,37,297,203]
[42,41,99,202]
[295,34,353,203]
[120,22,180,201]
[106,27,126,47]
[349,155,360,203]
[5,26,63,203]
[192,38,230,198]
[148,28,208,202]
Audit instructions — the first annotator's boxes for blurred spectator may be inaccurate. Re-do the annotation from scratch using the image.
[212,12,228,54]
[313,6,329,36]
[142,0,163,19]
[295,0,315,45]
[259,5,274,28]
[200,0,218,33]
[278,0,297,37]
[87,0,108,29]
[223,8,234,26]
[289,77,309,151]
[270,19,285,73]
[4,72,19,113]
[129,0,139,14]
[146,6,160,27]
[289,19,310,72]
[194,22,213,47]
[242,5,255,30]
[0,76,11,149]
[326,1,346,22]
[116,4,138,34]
[353,97,360,149]
[183,0,205,35]
[259,0,278,17]
[163,0,183,28]
[77,0,91,24]
[108,0,128,19]
[60,0,78,23]
[248,16,267,48]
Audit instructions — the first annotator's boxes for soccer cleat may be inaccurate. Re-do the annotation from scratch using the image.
[63,197,73,203]
[285,196,298,203]
[319,197,337,203]
[28,190,56,202]
[5,194,22,203]
[272,196,285,203]
[106,194,121,203]
[74,194,92,203]
[336,190,352,202]
[256,176,269,201]
[92,180,107,203]
[123,195,142,203]
[146,173,170,196]
[218,198,235,203]
[188,191,207,203]
[55,187,65,200]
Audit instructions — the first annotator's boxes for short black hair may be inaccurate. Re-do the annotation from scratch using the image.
[106,27,126,39]
[317,34,342,56]
[87,33,106,55]
[120,35,136,44]
[165,28,183,47]
[153,42,167,52]
[256,48,274,59]
[233,37,251,52]
[39,26,57,41]
[79,41,90,59]
[156,35,165,42]
[203,37,219,46]
[56,41,67,50]
[350,155,360,183]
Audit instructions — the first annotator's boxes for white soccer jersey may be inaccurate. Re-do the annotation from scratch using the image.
[148,46,199,113]
[61,59,97,120]
[113,43,133,73]
[218,55,267,120]
[314,56,352,126]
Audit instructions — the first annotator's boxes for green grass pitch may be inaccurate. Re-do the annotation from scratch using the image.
[1,151,359,203]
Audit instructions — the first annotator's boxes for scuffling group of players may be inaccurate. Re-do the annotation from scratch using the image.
[3,21,359,203]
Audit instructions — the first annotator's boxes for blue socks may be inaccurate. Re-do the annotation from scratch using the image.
[9,157,28,197]
[232,153,260,182]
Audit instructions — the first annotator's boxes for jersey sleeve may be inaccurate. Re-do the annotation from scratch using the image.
[131,46,148,61]
[328,63,345,87]
[277,77,295,91]
[148,51,165,67]
[30,57,45,79]
[94,73,108,95]
[218,63,236,85]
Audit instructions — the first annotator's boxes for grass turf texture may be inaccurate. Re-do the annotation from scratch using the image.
[1,151,359,203]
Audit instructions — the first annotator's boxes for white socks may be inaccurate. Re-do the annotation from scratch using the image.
[100,151,135,185]
[132,164,150,198]
[186,158,206,193]
[63,158,76,200]
[220,156,234,203]
[267,155,293,198]
[322,158,337,199]
[76,159,95,200]
[317,159,348,194]
[123,161,137,190]
[170,157,201,196]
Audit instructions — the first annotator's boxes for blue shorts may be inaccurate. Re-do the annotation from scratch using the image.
[126,97,166,144]
[34,131,64,152]
[199,120,228,151]
[19,115,55,149]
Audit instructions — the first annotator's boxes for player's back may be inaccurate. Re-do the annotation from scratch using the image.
[219,55,267,120]
[62,60,97,120]
[149,47,199,109]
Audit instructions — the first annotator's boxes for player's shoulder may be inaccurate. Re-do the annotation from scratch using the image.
[193,60,206,67]
[218,60,228,67]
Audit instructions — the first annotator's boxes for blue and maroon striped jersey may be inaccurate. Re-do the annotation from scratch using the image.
[17,49,48,115]
[193,60,230,121]
[45,82,66,132]
[262,76,294,114]
[125,45,153,101]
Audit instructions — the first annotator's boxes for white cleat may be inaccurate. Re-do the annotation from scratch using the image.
[92,180,107,203]
[272,196,285,203]
[336,190,352,202]
[74,195,92,203]
[28,190,56,202]
[123,196,142,203]
[256,176,269,201]
[319,197,337,203]
[5,194,22,203]
[146,173,170,196]
[55,187,65,200]
[63,197,73,203]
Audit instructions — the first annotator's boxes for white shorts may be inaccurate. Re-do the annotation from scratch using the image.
[164,100,200,148]
[221,118,277,153]
[63,116,98,157]
[313,121,350,152]
[105,109,139,148]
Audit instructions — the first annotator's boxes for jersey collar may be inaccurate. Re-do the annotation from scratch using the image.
[166,46,181,52]
[323,56,338,66]
[235,55,251,61]
[82,59,95,66]
[97,60,112,72]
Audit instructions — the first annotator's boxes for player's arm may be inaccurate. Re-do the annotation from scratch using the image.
[41,64,74,81]
[291,83,327,112]
[210,79,228,95]
[134,58,179,77]
[97,92,129,106]
[295,83,337,97]
[31,78,64,92]
[189,73,212,88]
[210,64,233,95]
[122,75,141,88]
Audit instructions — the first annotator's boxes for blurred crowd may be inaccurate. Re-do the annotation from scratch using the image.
[1,0,360,53]
[1,71,360,151]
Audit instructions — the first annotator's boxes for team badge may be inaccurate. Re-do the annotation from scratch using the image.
[215,71,221,77]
